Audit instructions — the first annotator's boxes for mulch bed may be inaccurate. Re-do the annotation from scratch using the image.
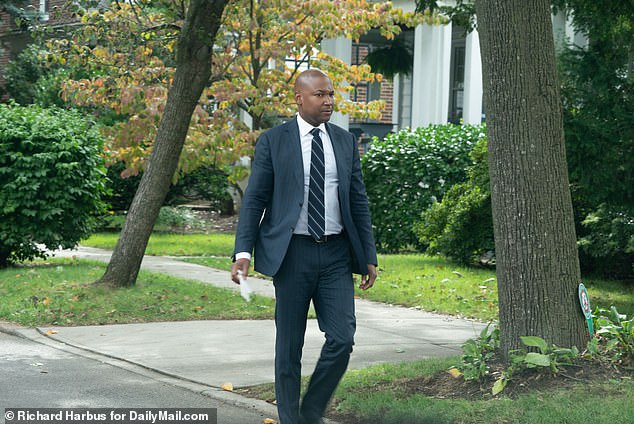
[400,360,631,401]
[328,359,633,423]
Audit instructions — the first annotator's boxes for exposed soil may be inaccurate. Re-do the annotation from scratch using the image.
[399,360,629,401]
[190,210,238,233]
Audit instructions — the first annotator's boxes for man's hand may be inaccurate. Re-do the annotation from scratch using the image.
[231,258,251,284]
[359,264,377,290]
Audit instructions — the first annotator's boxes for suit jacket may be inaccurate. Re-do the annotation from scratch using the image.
[233,117,377,276]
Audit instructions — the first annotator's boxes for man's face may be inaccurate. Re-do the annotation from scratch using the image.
[295,75,335,127]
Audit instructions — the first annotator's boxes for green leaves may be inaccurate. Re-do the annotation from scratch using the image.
[592,306,634,364]
[491,376,507,396]
[362,124,486,252]
[458,330,582,396]
[523,352,552,368]
[458,323,500,381]
[511,336,579,374]
[520,336,549,352]
[415,135,493,264]
[0,103,107,267]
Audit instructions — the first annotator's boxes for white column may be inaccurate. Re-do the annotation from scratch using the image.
[411,23,452,127]
[392,73,401,130]
[321,37,352,130]
[462,29,483,124]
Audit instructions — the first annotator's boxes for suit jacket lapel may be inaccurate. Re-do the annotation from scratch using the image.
[326,123,351,190]
[286,117,303,183]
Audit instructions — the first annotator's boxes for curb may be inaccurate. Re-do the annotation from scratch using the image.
[0,322,284,423]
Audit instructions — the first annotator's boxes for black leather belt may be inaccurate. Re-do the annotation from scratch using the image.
[293,233,345,244]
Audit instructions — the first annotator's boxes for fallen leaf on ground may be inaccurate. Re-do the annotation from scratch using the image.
[221,382,234,392]
[46,329,58,335]
[448,367,463,378]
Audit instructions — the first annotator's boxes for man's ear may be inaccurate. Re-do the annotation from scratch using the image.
[295,92,303,105]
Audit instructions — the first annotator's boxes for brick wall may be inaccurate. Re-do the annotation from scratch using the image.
[0,0,75,87]
[350,43,394,125]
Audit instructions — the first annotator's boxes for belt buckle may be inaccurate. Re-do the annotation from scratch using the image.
[315,236,327,243]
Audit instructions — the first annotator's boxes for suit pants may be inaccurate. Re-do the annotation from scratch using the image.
[273,234,356,424]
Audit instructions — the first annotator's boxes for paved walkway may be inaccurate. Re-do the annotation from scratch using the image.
[2,246,485,421]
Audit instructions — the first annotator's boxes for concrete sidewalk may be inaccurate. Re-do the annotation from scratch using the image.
[3,246,485,420]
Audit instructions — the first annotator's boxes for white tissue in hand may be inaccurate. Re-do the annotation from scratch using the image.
[238,271,252,302]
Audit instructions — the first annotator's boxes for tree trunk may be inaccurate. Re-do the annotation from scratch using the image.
[97,0,228,287]
[475,0,588,358]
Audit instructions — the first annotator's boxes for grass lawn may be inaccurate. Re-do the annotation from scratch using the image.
[0,258,275,326]
[82,232,634,320]
[84,232,236,257]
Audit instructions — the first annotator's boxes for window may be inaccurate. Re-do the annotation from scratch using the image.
[448,27,466,123]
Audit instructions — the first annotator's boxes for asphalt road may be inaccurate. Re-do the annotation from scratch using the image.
[0,332,274,424]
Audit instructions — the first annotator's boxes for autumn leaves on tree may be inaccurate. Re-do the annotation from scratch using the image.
[48,0,436,182]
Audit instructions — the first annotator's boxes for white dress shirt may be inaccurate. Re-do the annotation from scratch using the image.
[294,114,343,237]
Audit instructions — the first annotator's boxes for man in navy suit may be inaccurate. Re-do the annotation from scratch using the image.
[231,69,377,424]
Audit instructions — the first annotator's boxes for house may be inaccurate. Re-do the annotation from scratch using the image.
[322,0,586,141]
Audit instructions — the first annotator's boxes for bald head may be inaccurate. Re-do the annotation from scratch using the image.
[294,69,331,94]
[294,69,334,126]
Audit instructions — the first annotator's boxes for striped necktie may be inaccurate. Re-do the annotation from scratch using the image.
[308,128,325,240]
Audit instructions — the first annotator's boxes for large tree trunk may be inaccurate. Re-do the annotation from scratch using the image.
[475,0,588,358]
[97,0,228,287]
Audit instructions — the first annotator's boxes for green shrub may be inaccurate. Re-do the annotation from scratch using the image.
[3,45,67,107]
[556,7,634,278]
[103,162,143,211]
[558,14,634,212]
[96,212,128,232]
[415,136,494,264]
[457,328,580,396]
[362,124,485,252]
[577,204,634,278]
[0,103,107,267]
[494,336,579,395]
[414,135,634,276]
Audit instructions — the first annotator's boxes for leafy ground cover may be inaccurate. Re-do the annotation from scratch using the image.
[327,358,634,423]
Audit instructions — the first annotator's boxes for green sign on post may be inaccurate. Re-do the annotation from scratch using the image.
[578,283,594,336]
